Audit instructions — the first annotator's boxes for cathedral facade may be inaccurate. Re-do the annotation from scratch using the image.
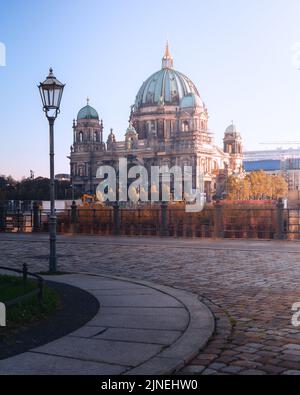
[70,44,243,201]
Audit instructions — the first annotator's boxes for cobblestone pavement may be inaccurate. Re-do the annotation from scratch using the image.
[1,234,300,375]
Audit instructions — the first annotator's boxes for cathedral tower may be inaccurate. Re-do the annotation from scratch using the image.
[70,99,105,194]
[223,122,243,174]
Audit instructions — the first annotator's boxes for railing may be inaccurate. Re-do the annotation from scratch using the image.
[286,209,300,240]
[0,200,294,240]
[0,202,45,233]
[0,264,44,308]
[222,207,276,239]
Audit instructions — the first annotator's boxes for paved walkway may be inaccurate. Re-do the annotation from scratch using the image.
[2,234,300,375]
[0,273,214,375]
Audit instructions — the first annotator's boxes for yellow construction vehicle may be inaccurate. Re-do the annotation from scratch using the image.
[81,194,96,207]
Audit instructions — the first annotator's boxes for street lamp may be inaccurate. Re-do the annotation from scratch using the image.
[38,68,65,273]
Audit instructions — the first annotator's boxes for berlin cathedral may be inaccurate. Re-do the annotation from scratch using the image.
[69,44,243,200]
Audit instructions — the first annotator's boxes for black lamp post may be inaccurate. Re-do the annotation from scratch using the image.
[38,68,65,273]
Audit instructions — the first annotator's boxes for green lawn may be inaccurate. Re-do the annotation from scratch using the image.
[0,275,59,329]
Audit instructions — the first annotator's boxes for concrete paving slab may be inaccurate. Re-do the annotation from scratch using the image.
[88,312,187,331]
[69,326,108,338]
[0,352,128,375]
[95,294,183,308]
[48,275,145,291]
[125,356,185,375]
[92,289,157,296]
[34,336,162,366]
[99,306,186,317]
[94,327,181,345]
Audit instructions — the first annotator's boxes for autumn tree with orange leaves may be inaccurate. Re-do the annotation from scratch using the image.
[227,171,288,200]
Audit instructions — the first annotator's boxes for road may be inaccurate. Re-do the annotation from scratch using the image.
[1,234,300,375]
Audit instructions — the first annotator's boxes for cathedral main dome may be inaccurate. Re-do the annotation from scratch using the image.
[134,43,202,110]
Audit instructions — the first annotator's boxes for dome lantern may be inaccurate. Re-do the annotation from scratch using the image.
[162,41,174,69]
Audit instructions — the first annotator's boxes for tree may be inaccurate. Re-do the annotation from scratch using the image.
[227,175,242,200]
[0,175,74,201]
[272,175,288,199]
[227,171,288,201]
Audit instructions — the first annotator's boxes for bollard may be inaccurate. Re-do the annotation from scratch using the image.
[23,263,28,290]
[0,202,6,231]
[38,277,44,305]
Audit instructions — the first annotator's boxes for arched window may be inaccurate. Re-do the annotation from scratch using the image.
[151,121,156,132]
[79,132,83,143]
[94,131,98,142]
[79,166,84,177]
[182,121,189,132]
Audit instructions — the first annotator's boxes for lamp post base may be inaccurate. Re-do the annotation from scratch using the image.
[49,214,57,273]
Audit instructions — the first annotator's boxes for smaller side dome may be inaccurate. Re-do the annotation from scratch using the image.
[77,99,99,121]
[180,93,203,109]
[225,123,239,135]
[125,122,138,137]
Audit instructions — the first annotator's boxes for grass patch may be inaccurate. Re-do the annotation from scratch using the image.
[0,275,60,331]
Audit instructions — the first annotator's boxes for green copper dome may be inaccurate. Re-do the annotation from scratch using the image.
[77,104,99,121]
[134,44,202,110]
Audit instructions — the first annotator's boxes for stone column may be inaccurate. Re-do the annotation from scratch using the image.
[214,202,224,238]
[160,202,169,237]
[71,201,77,224]
[70,201,77,234]
[276,199,285,240]
[32,201,40,232]
[113,202,120,236]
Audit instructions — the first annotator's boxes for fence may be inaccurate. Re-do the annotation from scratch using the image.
[0,264,44,308]
[0,200,292,240]
[286,209,300,240]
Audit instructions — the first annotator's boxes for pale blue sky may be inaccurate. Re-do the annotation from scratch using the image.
[1,0,300,179]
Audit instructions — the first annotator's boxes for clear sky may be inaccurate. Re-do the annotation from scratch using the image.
[1,0,300,179]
